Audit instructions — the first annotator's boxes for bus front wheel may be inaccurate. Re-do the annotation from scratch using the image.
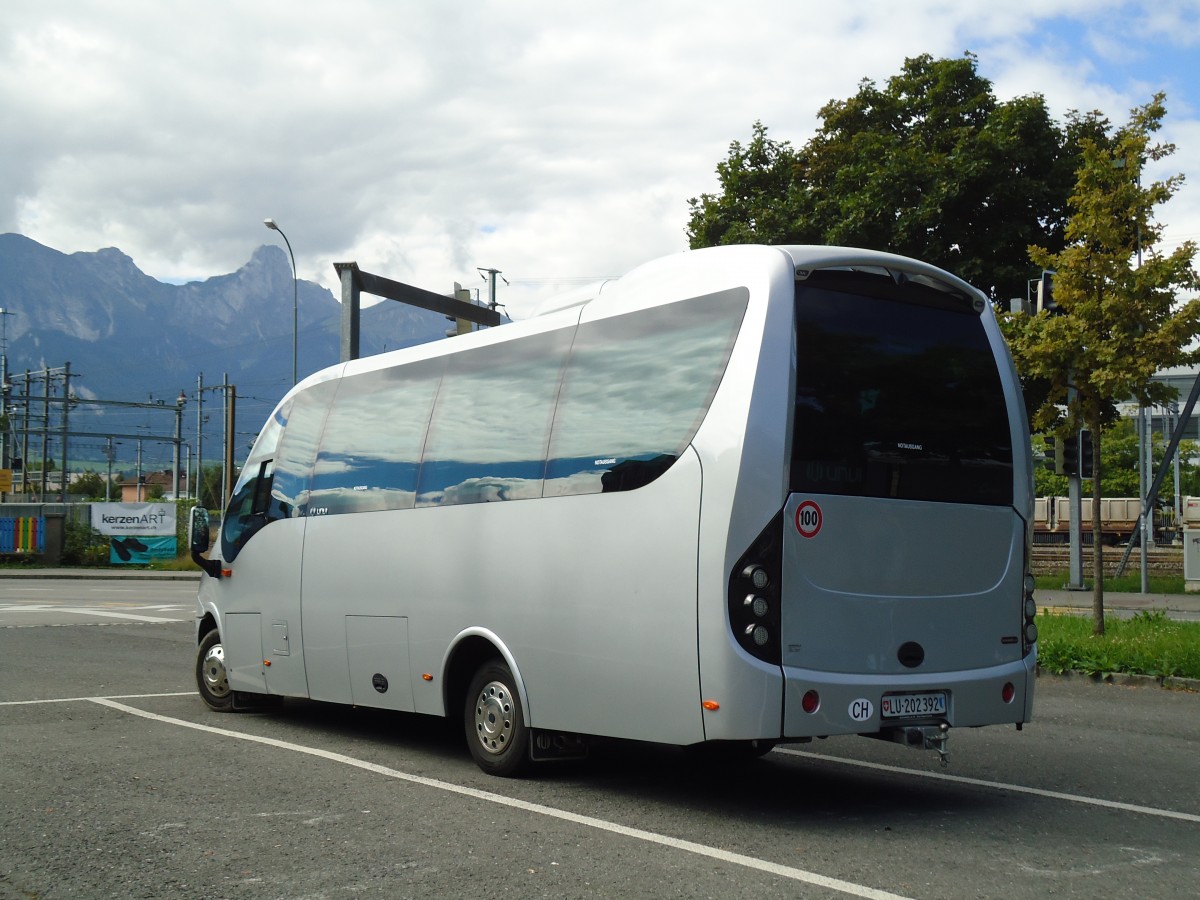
[196,629,233,711]
[464,661,529,777]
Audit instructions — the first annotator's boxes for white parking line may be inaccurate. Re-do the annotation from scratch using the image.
[0,691,197,706]
[776,748,1200,824]
[0,605,185,623]
[89,697,910,900]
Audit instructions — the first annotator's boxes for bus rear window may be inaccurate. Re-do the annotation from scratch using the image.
[791,273,1013,506]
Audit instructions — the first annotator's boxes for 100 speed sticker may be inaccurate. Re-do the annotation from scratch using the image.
[795,500,822,538]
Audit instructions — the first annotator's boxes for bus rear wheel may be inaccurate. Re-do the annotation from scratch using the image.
[464,661,529,777]
[196,629,233,711]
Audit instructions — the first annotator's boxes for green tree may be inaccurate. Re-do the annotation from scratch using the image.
[71,470,108,500]
[1004,94,1200,633]
[198,464,224,511]
[687,54,1074,300]
[686,121,803,249]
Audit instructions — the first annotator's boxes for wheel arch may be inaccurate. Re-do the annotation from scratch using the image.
[196,610,219,644]
[441,628,530,727]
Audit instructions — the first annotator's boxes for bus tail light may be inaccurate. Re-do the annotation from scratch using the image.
[728,512,783,665]
[1021,569,1037,657]
[1001,682,1015,704]
[801,690,820,714]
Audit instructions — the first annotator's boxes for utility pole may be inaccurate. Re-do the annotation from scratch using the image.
[173,389,186,500]
[477,267,506,313]
[40,368,49,500]
[105,437,116,501]
[1140,406,1152,591]
[196,372,204,505]
[1066,375,1085,590]
[0,308,11,476]
[60,362,73,499]
[20,370,29,497]
[221,374,236,509]
[195,372,232,508]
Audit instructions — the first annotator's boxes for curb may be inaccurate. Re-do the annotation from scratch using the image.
[1040,668,1200,692]
[0,569,199,581]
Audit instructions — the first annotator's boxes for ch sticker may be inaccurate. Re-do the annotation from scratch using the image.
[795,500,822,538]
[848,698,874,722]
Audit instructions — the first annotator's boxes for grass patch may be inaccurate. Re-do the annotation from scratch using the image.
[1035,571,1185,593]
[148,554,201,572]
[1036,610,1200,680]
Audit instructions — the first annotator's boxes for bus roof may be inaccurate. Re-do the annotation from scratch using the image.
[522,245,982,319]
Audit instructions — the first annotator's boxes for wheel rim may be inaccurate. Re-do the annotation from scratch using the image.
[201,642,230,698]
[472,680,515,756]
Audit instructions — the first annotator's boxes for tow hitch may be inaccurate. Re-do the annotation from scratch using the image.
[886,721,951,766]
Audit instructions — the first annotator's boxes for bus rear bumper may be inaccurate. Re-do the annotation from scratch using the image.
[780,654,1036,740]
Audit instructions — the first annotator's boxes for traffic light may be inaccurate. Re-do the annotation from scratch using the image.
[1061,432,1079,477]
[1048,431,1090,478]
[1079,430,1094,479]
[1035,270,1059,315]
[1046,436,1065,474]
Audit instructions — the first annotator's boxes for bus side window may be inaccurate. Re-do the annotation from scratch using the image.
[309,358,444,515]
[415,328,572,507]
[269,379,337,519]
[544,287,748,497]
[221,459,274,560]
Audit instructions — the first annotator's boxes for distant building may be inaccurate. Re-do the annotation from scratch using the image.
[115,469,188,502]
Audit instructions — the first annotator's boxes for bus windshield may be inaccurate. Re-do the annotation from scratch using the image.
[790,270,1013,506]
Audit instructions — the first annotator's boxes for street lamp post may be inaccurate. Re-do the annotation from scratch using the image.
[263,218,298,385]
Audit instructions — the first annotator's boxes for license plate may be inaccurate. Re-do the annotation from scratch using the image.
[880,691,947,719]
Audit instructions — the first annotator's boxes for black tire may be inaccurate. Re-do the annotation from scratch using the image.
[196,628,233,711]
[464,661,530,777]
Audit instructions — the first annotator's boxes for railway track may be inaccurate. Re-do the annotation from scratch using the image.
[1032,544,1183,576]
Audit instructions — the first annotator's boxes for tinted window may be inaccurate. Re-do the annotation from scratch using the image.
[309,360,443,514]
[270,380,337,519]
[415,328,573,507]
[252,398,291,461]
[791,272,1013,506]
[544,288,748,496]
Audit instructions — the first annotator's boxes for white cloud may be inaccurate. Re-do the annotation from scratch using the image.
[1,0,1197,317]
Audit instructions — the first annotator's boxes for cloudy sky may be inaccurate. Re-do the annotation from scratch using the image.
[3,0,1198,318]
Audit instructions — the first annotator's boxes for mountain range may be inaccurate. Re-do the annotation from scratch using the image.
[0,233,453,468]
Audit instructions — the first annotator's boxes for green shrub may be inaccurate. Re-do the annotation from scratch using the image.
[61,519,110,566]
[1036,611,1200,679]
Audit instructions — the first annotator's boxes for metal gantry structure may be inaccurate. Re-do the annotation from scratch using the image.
[1,364,189,502]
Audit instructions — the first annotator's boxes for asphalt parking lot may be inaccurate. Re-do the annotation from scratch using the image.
[2,576,1198,898]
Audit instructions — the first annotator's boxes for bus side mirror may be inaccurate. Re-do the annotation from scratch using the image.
[189,506,210,553]
[188,506,222,579]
